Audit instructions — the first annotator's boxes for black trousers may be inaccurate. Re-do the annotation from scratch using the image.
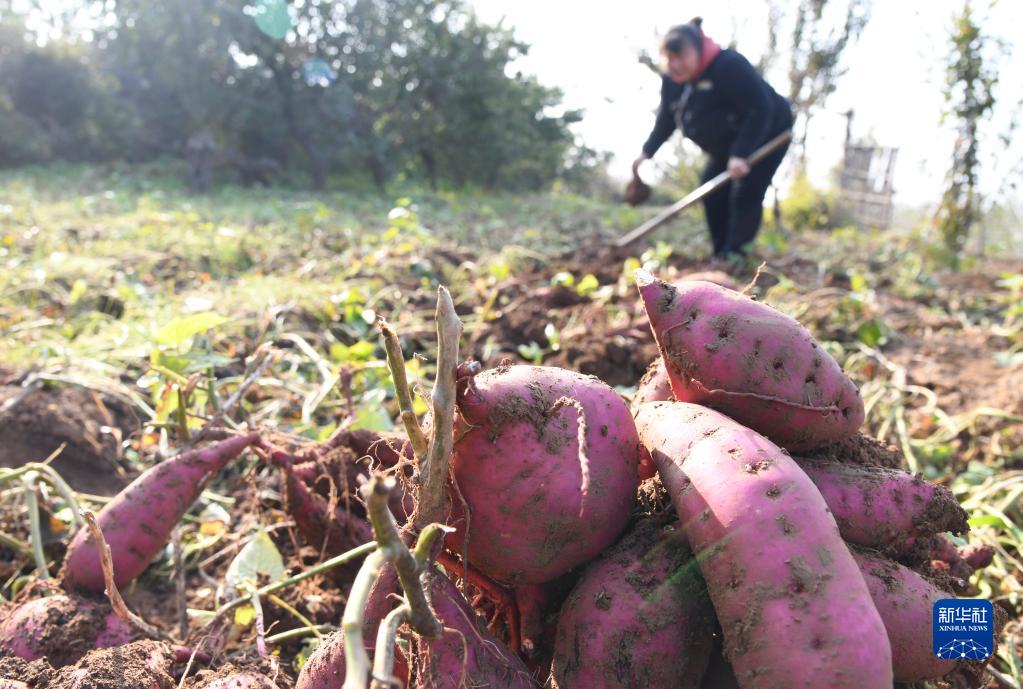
[701,140,789,257]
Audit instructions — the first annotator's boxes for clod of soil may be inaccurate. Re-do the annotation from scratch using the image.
[0,383,139,495]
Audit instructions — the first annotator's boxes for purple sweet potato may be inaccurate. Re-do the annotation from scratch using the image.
[551,515,715,689]
[0,594,136,666]
[630,359,962,558]
[636,272,864,451]
[797,459,968,557]
[415,571,537,689]
[295,566,402,689]
[448,364,639,584]
[282,463,374,559]
[61,433,260,593]
[634,401,892,689]
[852,548,958,682]
[630,359,673,415]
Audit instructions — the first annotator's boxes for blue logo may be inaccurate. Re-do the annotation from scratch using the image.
[933,599,994,660]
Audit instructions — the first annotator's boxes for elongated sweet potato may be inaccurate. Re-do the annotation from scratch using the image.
[415,571,537,689]
[0,594,136,666]
[630,361,960,558]
[62,433,260,593]
[636,272,864,451]
[634,401,892,689]
[449,364,639,584]
[851,548,958,682]
[797,459,968,556]
[551,515,715,689]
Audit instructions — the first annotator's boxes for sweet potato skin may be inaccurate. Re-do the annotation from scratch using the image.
[797,459,968,557]
[415,571,536,689]
[634,401,892,689]
[630,360,962,558]
[551,516,715,689]
[852,548,957,682]
[636,274,864,451]
[0,594,136,666]
[449,365,639,584]
[61,433,260,593]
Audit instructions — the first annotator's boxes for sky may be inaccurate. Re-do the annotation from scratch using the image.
[470,0,1022,208]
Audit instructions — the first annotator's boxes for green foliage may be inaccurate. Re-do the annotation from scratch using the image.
[933,2,998,269]
[0,0,590,192]
[780,171,834,230]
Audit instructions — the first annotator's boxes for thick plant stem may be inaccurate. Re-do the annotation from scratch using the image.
[22,472,49,579]
[415,286,461,531]
[365,476,442,637]
[342,549,385,689]
[371,604,410,689]
[379,318,428,459]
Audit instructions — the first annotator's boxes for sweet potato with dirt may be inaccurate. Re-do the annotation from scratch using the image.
[415,570,537,689]
[551,515,715,689]
[852,548,958,682]
[630,364,965,557]
[449,364,640,584]
[630,359,673,415]
[636,271,864,451]
[282,463,374,561]
[295,566,404,689]
[61,433,260,593]
[0,594,136,666]
[797,459,968,557]
[634,401,892,689]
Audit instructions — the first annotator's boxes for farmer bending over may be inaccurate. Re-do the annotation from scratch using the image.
[633,18,792,259]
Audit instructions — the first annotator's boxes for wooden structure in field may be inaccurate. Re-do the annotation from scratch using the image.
[837,110,898,229]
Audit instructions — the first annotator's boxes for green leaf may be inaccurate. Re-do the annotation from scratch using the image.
[156,312,227,347]
[68,279,87,305]
[968,515,1008,529]
[330,341,377,362]
[575,273,599,297]
[351,389,395,432]
[855,320,886,348]
[550,271,575,287]
[225,530,286,590]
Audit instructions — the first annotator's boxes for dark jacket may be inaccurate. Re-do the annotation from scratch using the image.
[642,49,792,162]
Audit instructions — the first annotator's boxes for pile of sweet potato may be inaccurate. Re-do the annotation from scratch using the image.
[0,273,1001,689]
